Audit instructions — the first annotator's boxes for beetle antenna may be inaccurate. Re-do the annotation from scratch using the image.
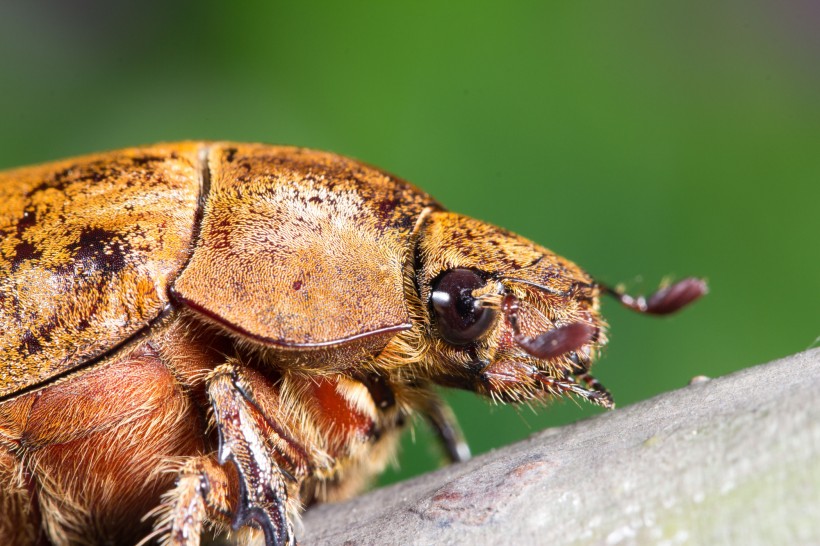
[601,277,707,315]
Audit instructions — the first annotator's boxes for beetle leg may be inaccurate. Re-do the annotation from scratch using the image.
[563,355,615,407]
[572,371,613,404]
[207,364,299,546]
[418,393,471,463]
[535,373,615,409]
[139,456,233,546]
[480,360,615,408]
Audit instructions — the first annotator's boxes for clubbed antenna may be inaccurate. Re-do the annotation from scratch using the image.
[603,277,707,315]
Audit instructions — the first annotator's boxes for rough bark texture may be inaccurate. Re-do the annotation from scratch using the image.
[301,348,820,545]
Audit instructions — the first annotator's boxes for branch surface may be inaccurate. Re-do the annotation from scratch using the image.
[302,348,820,545]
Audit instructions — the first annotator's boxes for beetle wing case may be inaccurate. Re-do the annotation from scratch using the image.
[172,144,439,350]
[0,143,202,398]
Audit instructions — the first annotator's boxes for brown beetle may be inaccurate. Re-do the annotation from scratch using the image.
[0,142,706,545]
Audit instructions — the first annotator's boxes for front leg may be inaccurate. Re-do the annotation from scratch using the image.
[479,360,615,408]
[207,363,308,546]
[142,362,311,546]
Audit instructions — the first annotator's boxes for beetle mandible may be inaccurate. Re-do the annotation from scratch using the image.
[0,142,706,545]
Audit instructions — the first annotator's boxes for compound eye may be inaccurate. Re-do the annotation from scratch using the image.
[431,268,497,345]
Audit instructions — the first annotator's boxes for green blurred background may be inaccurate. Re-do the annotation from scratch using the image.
[1,1,817,486]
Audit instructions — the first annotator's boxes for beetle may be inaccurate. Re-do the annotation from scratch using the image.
[0,142,706,546]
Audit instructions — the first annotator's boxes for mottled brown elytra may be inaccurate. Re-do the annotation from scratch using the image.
[0,143,706,545]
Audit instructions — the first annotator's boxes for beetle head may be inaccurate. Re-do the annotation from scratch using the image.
[389,211,706,408]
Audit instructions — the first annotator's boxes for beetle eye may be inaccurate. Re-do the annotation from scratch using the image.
[431,268,497,345]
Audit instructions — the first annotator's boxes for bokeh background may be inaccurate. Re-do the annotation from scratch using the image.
[1,1,817,486]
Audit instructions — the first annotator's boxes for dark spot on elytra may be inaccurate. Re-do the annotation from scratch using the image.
[10,241,43,270]
[396,212,415,230]
[377,198,399,217]
[27,177,70,196]
[25,161,117,196]
[130,155,165,167]
[19,331,42,355]
[78,171,107,183]
[66,227,131,274]
[224,148,238,163]
[37,319,57,343]
[53,167,73,182]
[50,262,74,279]
[292,280,302,291]
[234,160,252,176]
[15,209,37,237]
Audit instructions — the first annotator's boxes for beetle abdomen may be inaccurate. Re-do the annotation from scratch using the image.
[0,143,203,398]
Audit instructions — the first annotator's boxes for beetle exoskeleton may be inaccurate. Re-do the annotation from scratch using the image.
[0,143,705,546]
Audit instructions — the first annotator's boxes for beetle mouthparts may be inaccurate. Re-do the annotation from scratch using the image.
[501,293,597,359]
[604,277,708,316]
[514,322,596,360]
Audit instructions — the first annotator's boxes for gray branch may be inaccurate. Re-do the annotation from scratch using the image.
[301,348,820,545]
